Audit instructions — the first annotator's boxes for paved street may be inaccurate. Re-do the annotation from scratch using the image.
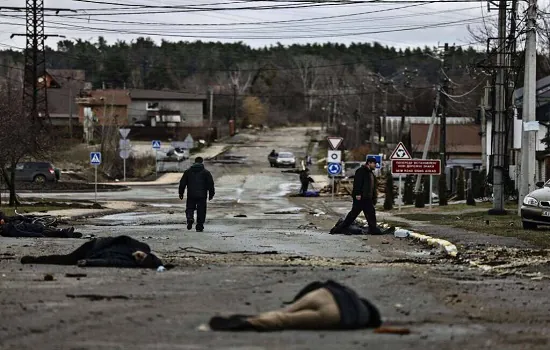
[1,127,549,350]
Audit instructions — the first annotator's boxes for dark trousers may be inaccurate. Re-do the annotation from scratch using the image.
[341,198,377,230]
[300,181,309,194]
[186,196,207,225]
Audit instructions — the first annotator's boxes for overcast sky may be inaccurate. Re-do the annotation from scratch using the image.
[0,0,544,51]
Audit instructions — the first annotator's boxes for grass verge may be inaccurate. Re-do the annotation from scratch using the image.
[397,211,550,248]
[393,201,518,214]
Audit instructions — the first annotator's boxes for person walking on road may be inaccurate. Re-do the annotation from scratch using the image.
[331,157,381,234]
[179,157,215,232]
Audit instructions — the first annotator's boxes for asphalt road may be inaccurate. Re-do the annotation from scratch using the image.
[1,127,549,350]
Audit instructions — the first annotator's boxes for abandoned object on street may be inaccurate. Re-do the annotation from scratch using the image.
[329,218,392,235]
[0,212,80,238]
[208,280,381,331]
[20,235,167,269]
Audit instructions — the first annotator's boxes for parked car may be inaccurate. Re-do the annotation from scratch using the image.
[12,161,59,183]
[274,152,296,168]
[520,180,550,229]
[165,147,188,162]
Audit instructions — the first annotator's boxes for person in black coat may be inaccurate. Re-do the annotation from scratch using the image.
[179,157,215,232]
[20,235,165,269]
[299,168,314,195]
[331,157,381,234]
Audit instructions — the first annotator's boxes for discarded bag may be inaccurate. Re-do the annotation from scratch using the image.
[208,280,382,331]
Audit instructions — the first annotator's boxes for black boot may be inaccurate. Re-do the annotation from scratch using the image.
[196,224,204,232]
[187,220,194,230]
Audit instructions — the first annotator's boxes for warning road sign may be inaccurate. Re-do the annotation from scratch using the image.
[327,136,343,150]
[390,142,412,160]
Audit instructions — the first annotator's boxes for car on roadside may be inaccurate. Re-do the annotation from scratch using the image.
[520,180,550,229]
[274,152,296,168]
[12,161,59,183]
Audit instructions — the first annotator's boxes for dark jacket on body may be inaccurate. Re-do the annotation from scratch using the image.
[179,163,215,199]
[352,166,377,201]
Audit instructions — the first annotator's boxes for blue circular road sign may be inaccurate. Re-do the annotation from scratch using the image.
[327,162,342,175]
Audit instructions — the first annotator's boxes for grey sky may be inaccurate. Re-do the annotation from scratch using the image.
[0,0,541,51]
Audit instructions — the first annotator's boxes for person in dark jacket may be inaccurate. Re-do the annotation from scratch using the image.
[299,168,314,195]
[178,157,215,232]
[331,157,381,234]
[20,235,166,269]
[0,212,80,238]
[208,280,382,331]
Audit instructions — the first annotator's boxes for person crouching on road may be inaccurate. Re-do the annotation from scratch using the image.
[178,157,215,232]
[331,157,381,234]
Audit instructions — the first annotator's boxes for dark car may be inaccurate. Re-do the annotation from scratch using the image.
[13,162,59,183]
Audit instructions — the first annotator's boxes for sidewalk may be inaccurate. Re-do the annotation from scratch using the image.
[25,201,139,220]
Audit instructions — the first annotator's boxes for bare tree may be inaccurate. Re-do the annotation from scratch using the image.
[293,55,327,112]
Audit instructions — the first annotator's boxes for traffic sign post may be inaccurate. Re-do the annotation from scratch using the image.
[90,152,101,203]
[390,143,412,211]
[391,159,442,210]
[119,139,131,181]
[152,140,162,178]
[327,136,343,150]
[327,150,342,163]
[327,162,342,201]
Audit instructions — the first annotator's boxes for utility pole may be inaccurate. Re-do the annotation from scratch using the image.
[379,79,392,146]
[68,87,73,138]
[10,1,73,129]
[208,86,214,125]
[232,83,237,122]
[489,0,509,215]
[399,68,418,143]
[370,80,377,153]
[480,81,489,172]
[519,0,538,214]
[438,43,451,206]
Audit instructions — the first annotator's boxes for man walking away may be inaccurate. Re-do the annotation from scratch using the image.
[331,157,381,234]
[179,157,215,232]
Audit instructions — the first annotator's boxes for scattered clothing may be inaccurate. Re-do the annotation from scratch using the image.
[179,159,215,232]
[0,222,81,238]
[303,190,320,197]
[20,235,166,269]
[209,280,381,331]
[329,218,392,235]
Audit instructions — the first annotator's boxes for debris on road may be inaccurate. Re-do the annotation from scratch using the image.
[66,294,129,301]
[264,208,304,214]
[43,274,54,281]
[65,273,87,278]
[234,214,247,218]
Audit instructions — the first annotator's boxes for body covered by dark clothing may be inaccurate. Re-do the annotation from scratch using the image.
[208,280,382,331]
[20,235,164,268]
[1,222,79,238]
[179,163,215,200]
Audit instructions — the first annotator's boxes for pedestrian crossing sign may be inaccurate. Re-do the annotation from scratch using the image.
[152,140,162,149]
[90,152,102,165]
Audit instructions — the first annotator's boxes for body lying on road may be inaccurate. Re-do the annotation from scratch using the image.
[0,212,80,238]
[209,280,382,331]
[20,235,168,269]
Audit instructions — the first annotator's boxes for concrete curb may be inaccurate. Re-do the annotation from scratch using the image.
[356,218,458,257]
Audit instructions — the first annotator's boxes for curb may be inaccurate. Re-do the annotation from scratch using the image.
[356,218,458,257]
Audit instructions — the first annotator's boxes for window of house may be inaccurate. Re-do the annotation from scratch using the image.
[146,102,160,110]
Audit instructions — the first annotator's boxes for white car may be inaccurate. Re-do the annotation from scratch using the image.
[275,152,296,168]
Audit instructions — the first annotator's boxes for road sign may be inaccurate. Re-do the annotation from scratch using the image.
[391,159,441,175]
[327,150,342,163]
[366,154,382,169]
[90,152,101,165]
[390,142,412,160]
[119,139,131,150]
[119,150,130,160]
[119,128,131,139]
[182,134,194,149]
[327,162,342,176]
[152,140,162,149]
[327,136,343,150]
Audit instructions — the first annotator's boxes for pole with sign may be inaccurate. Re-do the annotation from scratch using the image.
[326,136,344,201]
[327,162,342,201]
[119,128,131,181]
[90,152,102,203]
[390,142,412,211]
[391,158,442,210]
[152,140,161,178]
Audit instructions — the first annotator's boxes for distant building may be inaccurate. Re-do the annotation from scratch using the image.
[75,89,131,126]
[127,89,207,127]
[45,69,87,126]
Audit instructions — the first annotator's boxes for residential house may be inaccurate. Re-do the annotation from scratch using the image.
[382,115,474,149]
[45,69,87,127]
[485,75,550,186]
[75,89,131,126]
[127,89,207,127]
[410,123,482,193]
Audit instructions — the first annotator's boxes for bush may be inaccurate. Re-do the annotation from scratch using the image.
[383,175,394,210]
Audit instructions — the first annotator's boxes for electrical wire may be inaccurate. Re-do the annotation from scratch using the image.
[440,79,485,98]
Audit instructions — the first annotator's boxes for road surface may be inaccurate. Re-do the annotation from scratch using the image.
[1,127,549,350]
